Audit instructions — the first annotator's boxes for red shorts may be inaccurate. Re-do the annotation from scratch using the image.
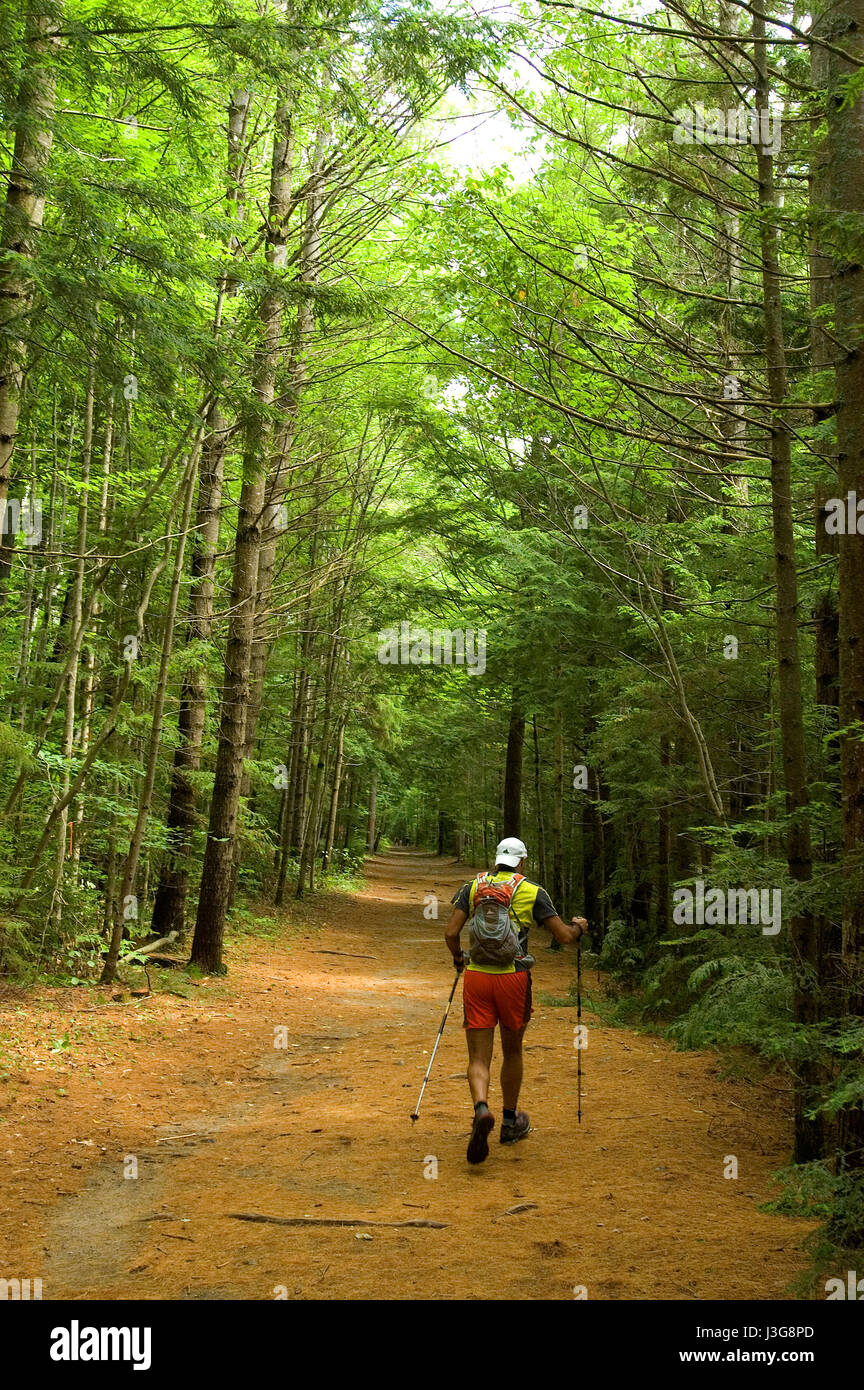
[463,968,533,1032]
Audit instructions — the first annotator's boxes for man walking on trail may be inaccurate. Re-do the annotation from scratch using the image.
[444,836,587,1164]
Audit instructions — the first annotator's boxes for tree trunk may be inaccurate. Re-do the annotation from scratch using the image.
[151,91,251,939]
[341,766,357,851]
[232,129,327,900]
[321,715,346,874]
[550,689,565,913]
[754,0,821,1162]
[367,774,377,855]
[0,0,63,546]
[48,357,94,935]
[582,771,603,942]
[191,98,293,973]
[101,447,199,983]
[502,690,524,837]
[826,0,864,1185]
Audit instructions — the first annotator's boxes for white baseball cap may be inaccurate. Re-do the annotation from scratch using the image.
[495,837,528,868]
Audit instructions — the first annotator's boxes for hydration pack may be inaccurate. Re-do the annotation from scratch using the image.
[467,872,524,967]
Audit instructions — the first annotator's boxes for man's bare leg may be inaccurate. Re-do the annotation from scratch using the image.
[466,1027,494,1104]
[499,1023,531,1143]
[500,1023,526,1110]
[466,1028,496,1164]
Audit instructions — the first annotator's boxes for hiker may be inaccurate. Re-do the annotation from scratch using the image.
[444,836,587,1164]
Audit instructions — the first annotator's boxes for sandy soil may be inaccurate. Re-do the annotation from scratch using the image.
[0,850,814,1300]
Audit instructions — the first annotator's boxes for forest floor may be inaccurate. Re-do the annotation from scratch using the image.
[0,849,817,1300]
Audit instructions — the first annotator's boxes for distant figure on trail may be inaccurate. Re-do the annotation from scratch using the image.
[444,836,587,1165]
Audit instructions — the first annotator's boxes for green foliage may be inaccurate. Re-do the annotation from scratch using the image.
[761,1161,837,1221]
[667,958,790,1053]
[598,918,645,983]
[0,917,36,978]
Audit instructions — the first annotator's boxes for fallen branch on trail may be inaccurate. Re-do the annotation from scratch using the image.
[226,1213,447,1229]
[311,950,378,960]
[131,933,179,957]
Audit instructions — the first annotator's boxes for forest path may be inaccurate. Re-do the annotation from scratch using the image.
[1,850,813,1300]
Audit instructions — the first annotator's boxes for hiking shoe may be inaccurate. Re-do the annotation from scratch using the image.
[466,1108,495,1164]
[499,1111,531,1144]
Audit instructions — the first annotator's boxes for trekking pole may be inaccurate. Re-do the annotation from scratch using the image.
[410,969,460,1123]
[576,940,583,1125]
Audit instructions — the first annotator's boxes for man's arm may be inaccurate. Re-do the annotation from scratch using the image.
[445,907,468,970]
[540,913,588,946]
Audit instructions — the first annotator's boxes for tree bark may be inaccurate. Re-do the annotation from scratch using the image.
[754,0,821,1162]
[502,689,524,837]
[0,0,63,546]
[48,354,94,935]
[151,90,251,939]
[826,0,864,1184]
[366,773,377,855]
[191,98,293,973]
[234,137,327,901]
[100,445,200,983]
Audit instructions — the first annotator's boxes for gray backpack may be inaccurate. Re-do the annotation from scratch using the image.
[467,873,524,967]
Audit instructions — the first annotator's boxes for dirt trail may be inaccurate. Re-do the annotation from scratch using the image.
[0,850,813,1300]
